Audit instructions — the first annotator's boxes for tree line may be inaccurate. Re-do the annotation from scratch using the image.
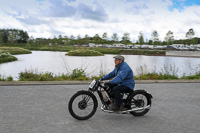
[0,28,200,46]
[0,29,29,44]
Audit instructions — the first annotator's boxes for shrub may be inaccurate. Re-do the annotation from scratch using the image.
[70,68,88,80]
[18,70,41,81]
[18,69,89,81]
[0,75,13,81]
[181,74,200,79]
[134,64,179,80]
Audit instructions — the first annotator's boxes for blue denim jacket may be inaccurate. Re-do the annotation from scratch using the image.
[102,62,135,90]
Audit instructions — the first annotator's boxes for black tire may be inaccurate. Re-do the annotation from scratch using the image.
[68,90,98,120]
[128,90,152,116]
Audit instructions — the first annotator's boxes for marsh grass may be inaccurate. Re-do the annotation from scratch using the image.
[27,45,75,52]
[66,49,104,56]
[88,47,121,54]
[0,47,31,55]
[0,52,17,64]
[0,47,31,63]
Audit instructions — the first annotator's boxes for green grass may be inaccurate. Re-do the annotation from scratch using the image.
[66,49,104,56]
[27,45,75,52]
[0,52,17,64]
[88,47,122,54]
[0,47,31,63]
[0,47,31,55]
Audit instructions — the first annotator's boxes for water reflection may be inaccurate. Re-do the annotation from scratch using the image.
[0,51,200,80]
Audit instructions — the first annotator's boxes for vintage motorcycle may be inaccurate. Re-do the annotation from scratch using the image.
[68,79,153,120]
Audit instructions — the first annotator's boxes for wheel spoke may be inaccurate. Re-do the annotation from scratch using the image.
[87,102,94,107]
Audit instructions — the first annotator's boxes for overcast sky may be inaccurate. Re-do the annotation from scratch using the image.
[0,0,200,41]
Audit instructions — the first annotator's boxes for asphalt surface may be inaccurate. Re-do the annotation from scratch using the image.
[0,83,200,133]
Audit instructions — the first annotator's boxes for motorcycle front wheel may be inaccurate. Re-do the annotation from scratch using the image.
[68,90,98,120]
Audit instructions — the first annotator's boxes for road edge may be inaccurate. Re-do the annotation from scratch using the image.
[0,80,200,86]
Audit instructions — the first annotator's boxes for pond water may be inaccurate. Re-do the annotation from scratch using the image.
[0,51,200,80]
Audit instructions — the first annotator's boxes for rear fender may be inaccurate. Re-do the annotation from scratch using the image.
[128,89,153,99]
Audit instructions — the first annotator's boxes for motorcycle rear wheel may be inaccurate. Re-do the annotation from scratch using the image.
[68,90,98,120]
[128,90,151,116]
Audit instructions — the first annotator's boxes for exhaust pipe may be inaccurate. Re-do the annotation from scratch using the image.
[101,105,151,113]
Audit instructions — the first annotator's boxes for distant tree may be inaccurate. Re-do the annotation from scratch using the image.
[121,32,130,44]
[75,34,81,45]
[69,35,76,44]
[151,30,159,43]
[162,41,167,45]
[58,35,63,44]
[63,35,69,45]
[18,30,29,43]
[191,37,198,44]
[94,34,101,44]
[70,35,75,40]
[102,32,108,40]
[0,29,9,43]
[186,28,195,39]
[77,34,81,40]
[84,34,89,39]
[138,32,144,45]
[164,30,174,45]
[111,33,118,43]
[9,30,17,44]
[102,32,108,44]
[82,34,90,44]
[28,36,34,44]
[52,36,58,44]
[0,29,29,44]
[148,40,153,45]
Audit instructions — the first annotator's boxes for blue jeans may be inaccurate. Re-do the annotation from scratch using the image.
[112,85,132,107]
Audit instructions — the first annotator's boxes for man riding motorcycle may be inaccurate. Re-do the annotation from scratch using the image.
[101,55,135,111]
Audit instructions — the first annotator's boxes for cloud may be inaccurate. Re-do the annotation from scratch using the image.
[1,0,200,39]
[17,16,48,25]
[45,0,77,17]
[36,0,108,22]
[77,2,108,22]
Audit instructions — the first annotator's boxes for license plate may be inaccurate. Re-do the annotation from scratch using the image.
[89,79,96,88]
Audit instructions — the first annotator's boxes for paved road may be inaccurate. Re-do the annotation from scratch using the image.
[0,83,200,133]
